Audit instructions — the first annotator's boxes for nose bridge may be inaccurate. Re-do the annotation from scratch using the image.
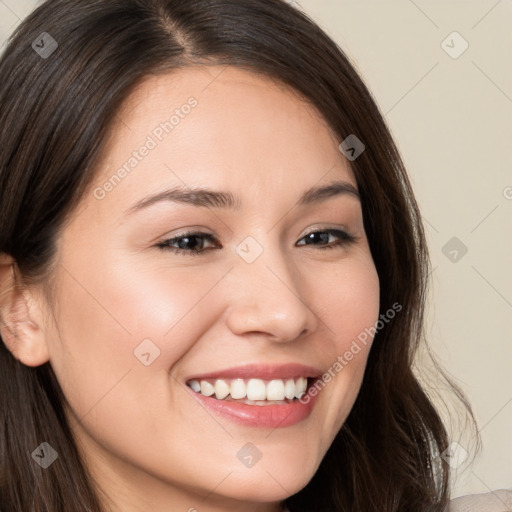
[224,233,318,341]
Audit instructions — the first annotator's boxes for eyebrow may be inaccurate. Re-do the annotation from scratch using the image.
[124,180,360,215]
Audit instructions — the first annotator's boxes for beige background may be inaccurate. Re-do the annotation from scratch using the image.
[1,0,510,498]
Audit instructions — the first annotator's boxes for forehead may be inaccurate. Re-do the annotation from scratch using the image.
[88,65,355,216]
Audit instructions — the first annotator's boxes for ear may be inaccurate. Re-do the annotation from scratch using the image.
[0,253,50,367]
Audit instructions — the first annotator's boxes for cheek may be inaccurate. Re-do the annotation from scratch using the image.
[309,254,379,430]
[47,252,228,419]
[316,253,380,346]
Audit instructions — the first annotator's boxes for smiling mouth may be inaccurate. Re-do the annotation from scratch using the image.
[186,377,314,404]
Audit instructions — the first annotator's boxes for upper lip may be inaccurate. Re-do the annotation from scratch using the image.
[185,363,323,382]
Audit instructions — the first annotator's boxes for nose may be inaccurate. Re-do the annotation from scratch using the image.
[224,240,319,343]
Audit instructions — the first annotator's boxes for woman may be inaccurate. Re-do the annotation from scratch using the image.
[0,0,501,510]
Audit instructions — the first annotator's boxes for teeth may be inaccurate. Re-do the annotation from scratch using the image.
[230,379,246,399]
[284,378,296,400]
[188,377,311,401]
[214,379,230,399]
[246,379,266,400]
[200,381,214,397]
[267,379,285,401]
[189,380,201,393]
[295,377,307,398]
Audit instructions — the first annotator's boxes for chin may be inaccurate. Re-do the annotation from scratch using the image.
[217,454,318,502]
[220,474,310,503]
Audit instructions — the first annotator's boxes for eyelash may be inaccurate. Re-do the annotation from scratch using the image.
[155,229,357,256]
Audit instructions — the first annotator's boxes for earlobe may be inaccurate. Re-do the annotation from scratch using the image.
[0,254,50,367]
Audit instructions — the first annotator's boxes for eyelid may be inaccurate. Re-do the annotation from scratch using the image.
[156,230,218,248]
[300,225,351,238]
[296,228,358,246]
[157,227,353,243]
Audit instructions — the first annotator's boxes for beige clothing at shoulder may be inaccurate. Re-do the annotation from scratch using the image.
[449,490,512,511]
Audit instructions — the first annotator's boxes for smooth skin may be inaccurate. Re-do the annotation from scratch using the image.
[0,66,380,512]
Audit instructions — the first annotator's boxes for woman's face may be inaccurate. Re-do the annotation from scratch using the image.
[40,66,379,511]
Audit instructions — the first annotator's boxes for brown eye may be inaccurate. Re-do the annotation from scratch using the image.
[296,229,356,249]
[156,232,220,256]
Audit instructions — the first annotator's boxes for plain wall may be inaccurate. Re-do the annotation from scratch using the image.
[1,0,510,499]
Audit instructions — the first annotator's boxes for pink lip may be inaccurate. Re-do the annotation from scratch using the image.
[184,363,323,428]
[185,363,323,382]
[187,386,319,428]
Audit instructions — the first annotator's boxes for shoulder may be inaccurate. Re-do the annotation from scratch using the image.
[448,489,512,511]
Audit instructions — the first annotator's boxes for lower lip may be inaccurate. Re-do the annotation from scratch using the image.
[187,386,319,428]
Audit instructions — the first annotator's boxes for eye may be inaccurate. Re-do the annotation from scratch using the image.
[156,228,357,256]
[296,229,357,250]
[156,231,220,256]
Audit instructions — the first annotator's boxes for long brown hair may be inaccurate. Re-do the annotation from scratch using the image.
[0,0,477,510]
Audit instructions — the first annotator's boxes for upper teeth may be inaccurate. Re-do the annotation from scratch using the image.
[187,377,308,401]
